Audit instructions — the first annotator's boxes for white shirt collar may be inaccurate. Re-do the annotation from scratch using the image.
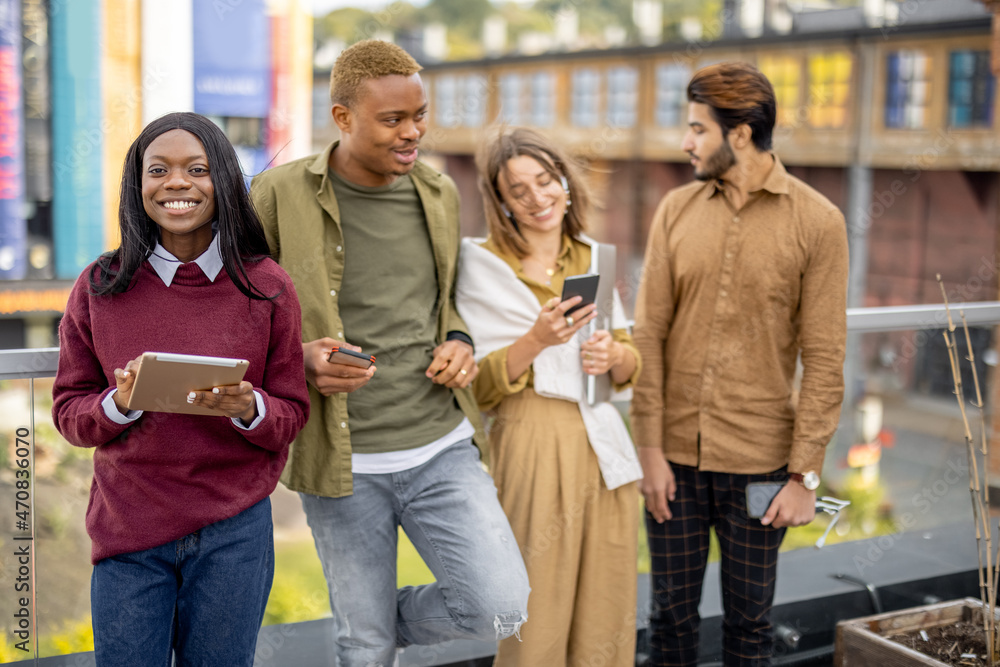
[148,233,224,286]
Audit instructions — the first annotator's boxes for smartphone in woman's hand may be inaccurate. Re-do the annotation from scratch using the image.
[561,274,600,316]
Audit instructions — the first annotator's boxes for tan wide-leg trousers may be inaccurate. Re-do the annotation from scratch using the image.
[490,389,638,667]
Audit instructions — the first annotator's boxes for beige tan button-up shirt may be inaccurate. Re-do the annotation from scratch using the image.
[631,156,848,476]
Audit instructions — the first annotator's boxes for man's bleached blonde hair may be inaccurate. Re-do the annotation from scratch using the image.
[330,40,423,108]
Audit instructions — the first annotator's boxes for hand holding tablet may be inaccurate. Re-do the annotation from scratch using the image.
[125,352,250,416]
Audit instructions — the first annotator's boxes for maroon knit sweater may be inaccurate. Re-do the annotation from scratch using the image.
[53,258,310,563]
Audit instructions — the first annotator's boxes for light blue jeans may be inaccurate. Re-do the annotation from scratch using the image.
[300,439,530,667]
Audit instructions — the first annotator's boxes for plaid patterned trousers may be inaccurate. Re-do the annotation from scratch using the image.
[645,463,788,667]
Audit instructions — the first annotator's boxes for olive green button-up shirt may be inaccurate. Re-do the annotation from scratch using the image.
[630,156,848,476]
[250,142,484,498]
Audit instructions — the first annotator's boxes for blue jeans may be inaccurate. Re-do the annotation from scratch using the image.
[91,497,274,667]
[300,440,530,667]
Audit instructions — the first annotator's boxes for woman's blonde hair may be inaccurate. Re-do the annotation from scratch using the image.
[476,126,591,258]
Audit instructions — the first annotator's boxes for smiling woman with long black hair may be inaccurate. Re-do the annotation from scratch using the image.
[52,112,309,667]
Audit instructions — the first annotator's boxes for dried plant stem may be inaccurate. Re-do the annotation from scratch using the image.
[964,311,992,516]
[943,328,992,662]
[962,311,998,659]
[939,276,995,665]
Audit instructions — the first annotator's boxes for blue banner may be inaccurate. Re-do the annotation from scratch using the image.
[51,0,103,279]
[0,0,26,279]
[193,0,270,117]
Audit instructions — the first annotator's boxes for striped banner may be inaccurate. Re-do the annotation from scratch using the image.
[52,0,104,279]
[0,0,26,279]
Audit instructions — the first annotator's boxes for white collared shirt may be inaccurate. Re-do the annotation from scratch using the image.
[147,234,225,285]
[102,235,266,429]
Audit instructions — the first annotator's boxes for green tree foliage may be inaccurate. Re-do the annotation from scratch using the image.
[315,7,372,44]
[424,0,493,34]
[315,0,726,61]
[534,0,632,36]
[661,0,724,42]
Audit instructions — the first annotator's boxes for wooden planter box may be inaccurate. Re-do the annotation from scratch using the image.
[835,597,990,666]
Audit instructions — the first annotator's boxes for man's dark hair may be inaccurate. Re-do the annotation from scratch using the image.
[687,61,777,152]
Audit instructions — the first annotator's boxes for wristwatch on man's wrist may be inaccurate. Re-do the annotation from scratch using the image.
[789,471,820,490]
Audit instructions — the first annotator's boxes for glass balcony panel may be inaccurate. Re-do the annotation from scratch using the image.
[0,376,95,659]
[798,324,998,555]
[8,308,1000,661]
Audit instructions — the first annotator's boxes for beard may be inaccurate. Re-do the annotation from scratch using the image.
[692,139,737,181]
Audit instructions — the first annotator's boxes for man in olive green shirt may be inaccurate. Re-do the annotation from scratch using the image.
[250,40,528,667]
[631,62,848,666]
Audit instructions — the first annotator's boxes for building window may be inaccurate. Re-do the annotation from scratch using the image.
[312,84,331,131]
[885,50,930,129]
[434,75,459,127]
[500,73,524,125]
[948,50,994,128]
[808,51,852,129]
[571,68,601,128]
[655,62,689,127]
[433,74,488,128]
[759,55,801,126]
[607,65,637,128]
[461,75,488,128]
[529,71,555,128]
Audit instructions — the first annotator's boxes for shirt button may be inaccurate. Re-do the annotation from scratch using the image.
[340,422,347,428]
[733,216,740,223]
[330,289,337,296]
[720,289,728,297]
[336,332,343,338]
[726,252,733,259]
[336,245,343,252]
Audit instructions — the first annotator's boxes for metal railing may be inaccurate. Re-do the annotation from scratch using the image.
[3,302,997,383]
[5,300,1000,666]
[845,301,1000,332]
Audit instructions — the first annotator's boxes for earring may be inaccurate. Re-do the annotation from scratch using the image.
[560,175,572,207]
[501,204,512,218]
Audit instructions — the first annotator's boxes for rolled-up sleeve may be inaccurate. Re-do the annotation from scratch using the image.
[472,346,531,412]
[612,329,642,391]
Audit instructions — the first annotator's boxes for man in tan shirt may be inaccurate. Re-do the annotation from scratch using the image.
[631,62,848,666]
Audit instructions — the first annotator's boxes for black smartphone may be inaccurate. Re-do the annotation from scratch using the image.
[327,346,375,369]
[746,481,785,519]
[561,274,600,317]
